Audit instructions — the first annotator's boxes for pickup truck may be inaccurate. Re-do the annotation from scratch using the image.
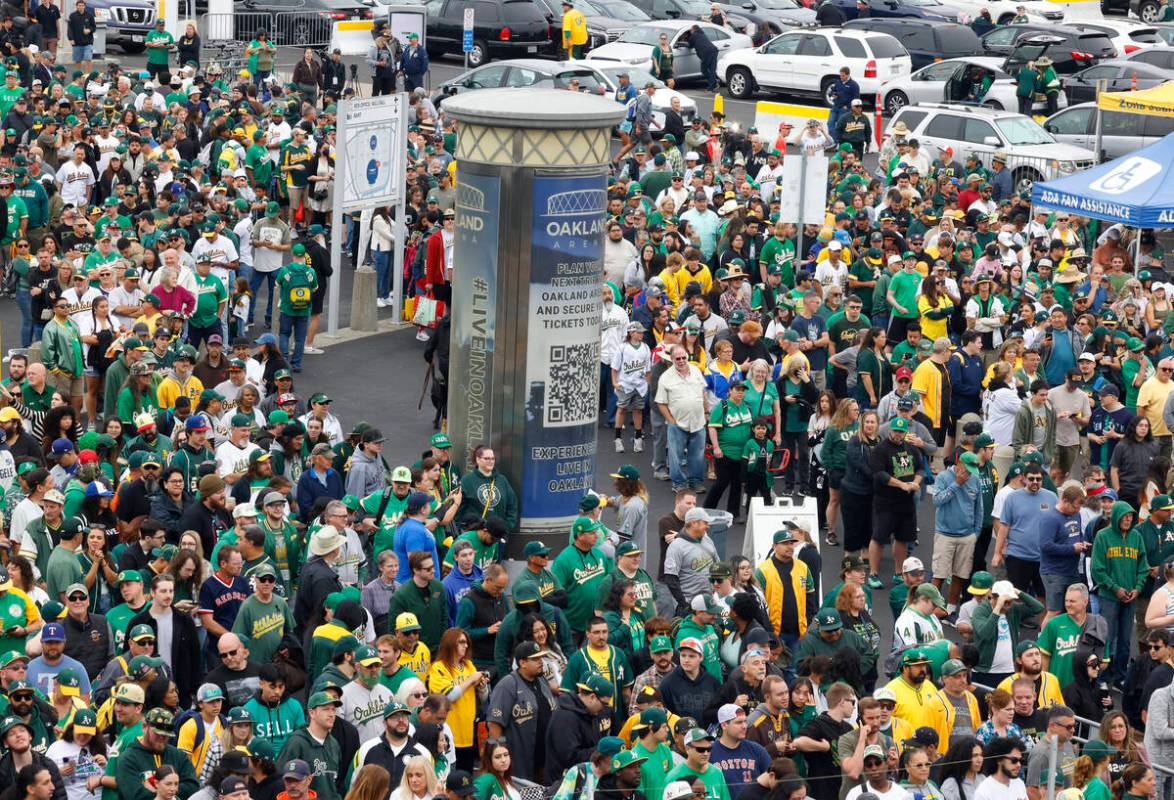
[9,0,157,53]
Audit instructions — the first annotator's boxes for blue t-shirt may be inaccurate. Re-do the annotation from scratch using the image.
[393,517,440,583]
[1044,329,1076,386]
[997,486,1059,561]
[1037,507,1083,577]
[710,737,771,795]
[27,654,91,699]
[790,313,829,370]
[198,574,254,635]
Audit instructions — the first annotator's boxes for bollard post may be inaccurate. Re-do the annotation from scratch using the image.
[350,265,378,332]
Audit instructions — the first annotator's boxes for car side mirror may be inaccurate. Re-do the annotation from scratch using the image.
[983,135,1000,146]
[666,7,680,15]
[445,85,458,95]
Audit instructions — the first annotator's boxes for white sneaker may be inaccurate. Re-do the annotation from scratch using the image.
[632,438,644,453]
[416,330,430,342]
[303,346,324,354]
[377,298,388,308]
[614,438,625,453]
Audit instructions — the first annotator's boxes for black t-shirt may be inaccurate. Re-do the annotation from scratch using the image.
[1013,709,1047,751]
[770,554,800,636]
[205,660,263,708]
[795,712,853,800]
[524,674,551,769]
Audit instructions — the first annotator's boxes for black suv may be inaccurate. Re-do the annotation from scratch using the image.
[842,19,982,70]
[424,0,553,66]
[979,23,1115,74]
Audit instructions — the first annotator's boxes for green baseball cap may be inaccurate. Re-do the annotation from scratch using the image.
[941,659,968,676]
[817,609,843,631]
[571,516,600,537]
[576,673,613,698]
[649,635,674,653]
[959,451,981,475]
[969,571,994,595]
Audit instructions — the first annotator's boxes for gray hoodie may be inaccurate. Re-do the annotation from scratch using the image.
[345,447,384,499]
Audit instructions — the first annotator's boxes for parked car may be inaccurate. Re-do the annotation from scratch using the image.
[936,0,1064,24]
[1062,20,1162,57]
[88,0,160,52]
[529,0,647,54]
[717,28,912,102]
[825,0,959,20]
[1063,59,1174,104]
[878,56,1066,116]
[726,0,816,26]
[884,102,1096,193]
[843,18,982,70]
[979,23,1116,73]
[432,58,608,101]
[586,20,751,79]
[1044,102,1174,159]
[423,0,553,66]
[1132,0,1169,22]
[579,62,699,127]
[1121,42,1174,69]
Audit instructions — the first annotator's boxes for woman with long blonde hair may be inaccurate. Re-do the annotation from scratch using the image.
[390,756,437,800]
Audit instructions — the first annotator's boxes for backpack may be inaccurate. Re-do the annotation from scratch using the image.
[173,708,225,751]
[284,271,312,311]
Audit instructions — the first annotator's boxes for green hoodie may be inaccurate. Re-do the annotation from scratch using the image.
[1091,501,1149,597]
[113,737,199,800]
[279,726,342,800]
[493,584,574,676]
[456,469,519,530]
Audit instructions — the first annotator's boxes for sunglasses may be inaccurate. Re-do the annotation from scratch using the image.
[691,746,712,753]
[219,648,239,659]
[257,576,276,583]
[67,594,86,602]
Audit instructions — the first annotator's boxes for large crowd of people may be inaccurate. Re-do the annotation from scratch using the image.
[0,4,1160,800]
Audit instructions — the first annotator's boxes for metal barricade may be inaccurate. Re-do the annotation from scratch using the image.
[198,11,275,44]
[271,10,337,48]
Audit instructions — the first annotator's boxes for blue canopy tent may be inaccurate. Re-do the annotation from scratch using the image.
[1030,132,1174,229]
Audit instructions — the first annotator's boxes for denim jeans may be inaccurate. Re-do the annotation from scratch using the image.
[15,289,32,348]
[599,362,616,426]
[373,249,392,297]
[650,403,668,473]
[666,424,706,488]
[828,107,843,142]
[249,268,277,326]
[279,313,309,370]
[1098,593,1134,683]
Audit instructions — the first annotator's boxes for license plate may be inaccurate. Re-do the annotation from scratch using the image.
[527,45,537,52]
[130,35,143,42]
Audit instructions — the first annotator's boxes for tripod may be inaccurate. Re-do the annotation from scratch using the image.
[347,62,365,98]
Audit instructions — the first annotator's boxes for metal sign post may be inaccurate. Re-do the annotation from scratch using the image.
[463,7,474,69]
[328,94,408,337]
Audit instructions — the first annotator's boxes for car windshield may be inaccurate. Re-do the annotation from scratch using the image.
[1158,28,1174,45]
[901,0,943,7]
[598,66,664,87]
[996,115,1055,145]
[678,0,713,15]
[753,0,804,9]
[590,0,651,19]
[619,24,676,44]
[553,70,608,90]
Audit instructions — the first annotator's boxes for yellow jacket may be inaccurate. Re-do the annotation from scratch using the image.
[932,688,981,747]
[428,658,479,748]
[911,358,949,428]
[157,373,205,410]
[755,556,814,637]
[885,675,946,734]
[675,264,713,297]
[996,671,1065,710]
[562,8,588,46]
